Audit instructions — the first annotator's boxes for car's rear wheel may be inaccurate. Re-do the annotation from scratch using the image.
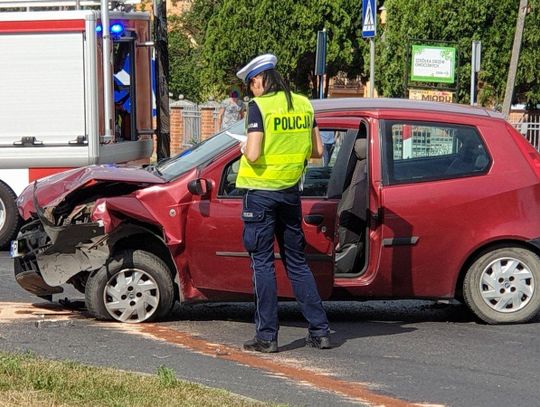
[463,247,540,324]
[85,250,174,323]
[0,182,21,249]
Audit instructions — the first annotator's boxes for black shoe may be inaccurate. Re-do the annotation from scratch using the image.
[243,337,278,353]
[306,334,332,349]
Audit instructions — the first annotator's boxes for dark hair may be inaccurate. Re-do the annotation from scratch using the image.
[251,69,293,111]
[229,90,240,98]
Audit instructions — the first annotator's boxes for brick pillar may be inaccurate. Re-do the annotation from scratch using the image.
[170,103,184,156]
[200,100,220,141]
[508,109,526,125]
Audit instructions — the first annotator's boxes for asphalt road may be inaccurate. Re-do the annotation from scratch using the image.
[1,251,540,406]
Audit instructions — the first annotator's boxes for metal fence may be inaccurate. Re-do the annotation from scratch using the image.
[508,116,540,152]
[182,103,201,146]
[391,124,457,159]
[173,99,222,147]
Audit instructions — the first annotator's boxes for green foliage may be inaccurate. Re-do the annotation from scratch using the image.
[168,0,540,106]
[156,365,177,387]
[169,0,367,100]
[168,0,224,102]
[0,352,271,406]
[517,0,540,107]
[379,0,540,106]
[168,15,202,101]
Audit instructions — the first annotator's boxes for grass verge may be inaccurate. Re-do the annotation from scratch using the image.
[0,351,276,406]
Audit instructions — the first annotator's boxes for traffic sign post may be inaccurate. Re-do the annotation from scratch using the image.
[362,0,376,38]
[470,40,481,106]
[315,29,327,99]
[362,0,377,97]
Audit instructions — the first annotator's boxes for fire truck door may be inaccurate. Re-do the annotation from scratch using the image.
[113,38,137,141]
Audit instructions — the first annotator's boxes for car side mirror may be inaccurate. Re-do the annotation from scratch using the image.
[188,178,212,196]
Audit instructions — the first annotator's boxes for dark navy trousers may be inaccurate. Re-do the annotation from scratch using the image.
[242,185,330,342]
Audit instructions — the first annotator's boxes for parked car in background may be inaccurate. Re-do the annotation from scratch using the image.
[11,98,540,324]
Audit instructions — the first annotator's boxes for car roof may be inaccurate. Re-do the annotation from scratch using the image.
[311,98,505,119]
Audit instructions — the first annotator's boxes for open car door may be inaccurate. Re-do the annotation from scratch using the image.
[184,147,336,300]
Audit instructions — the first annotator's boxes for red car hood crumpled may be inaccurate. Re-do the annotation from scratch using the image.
[17,164,166,220]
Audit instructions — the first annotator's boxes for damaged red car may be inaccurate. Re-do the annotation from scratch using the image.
[12,98,540,324]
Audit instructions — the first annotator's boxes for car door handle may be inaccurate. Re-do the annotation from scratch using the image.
[382,237,420,246]
[304,214,324,226]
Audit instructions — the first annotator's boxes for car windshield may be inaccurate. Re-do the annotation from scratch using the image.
[155,121,244,180]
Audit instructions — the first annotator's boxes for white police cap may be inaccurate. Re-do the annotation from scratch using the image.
[236,54,277,83]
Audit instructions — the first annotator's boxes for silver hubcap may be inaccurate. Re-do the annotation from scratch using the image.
[0,198,6,231]
[104,268,160,323]
[480,257,535,313]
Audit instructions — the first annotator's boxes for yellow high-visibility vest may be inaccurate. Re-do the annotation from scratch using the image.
[236,91,313,190]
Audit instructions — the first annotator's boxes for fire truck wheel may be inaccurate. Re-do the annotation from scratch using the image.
[0,182,21,249]
[85,249,175,323]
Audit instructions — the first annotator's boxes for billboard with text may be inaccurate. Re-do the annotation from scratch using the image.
[410,45,456,84]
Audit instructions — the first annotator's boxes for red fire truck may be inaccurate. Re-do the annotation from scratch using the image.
[0,0,158,247]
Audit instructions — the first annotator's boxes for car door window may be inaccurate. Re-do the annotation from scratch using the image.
[219,129,347,198]
[382,121,491,185]
[303,130,346,197]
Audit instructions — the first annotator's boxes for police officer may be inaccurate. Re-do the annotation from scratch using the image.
[236,54,331,353]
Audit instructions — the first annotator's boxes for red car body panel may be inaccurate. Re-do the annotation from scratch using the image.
[181,148,335,301]
[332,110,540,300]
[19,165,165,219]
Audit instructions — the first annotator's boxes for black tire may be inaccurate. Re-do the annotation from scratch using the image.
[463,247,540,324]
[0,182,21,249]
[85,249,174,323]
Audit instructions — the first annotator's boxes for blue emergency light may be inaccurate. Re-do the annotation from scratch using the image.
[95,23,125,35]
[111,23,125,34]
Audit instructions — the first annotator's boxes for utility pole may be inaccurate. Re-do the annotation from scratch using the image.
[502,0,528,118]
[153,0,170,160]
[101,0,114,143]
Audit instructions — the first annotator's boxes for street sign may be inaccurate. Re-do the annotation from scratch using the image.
[471,40,481,105]
[362,0,376,38]
[314,30,327,76]
[409,88,454,103]
[315,30,327,99]
[472,40,481,73]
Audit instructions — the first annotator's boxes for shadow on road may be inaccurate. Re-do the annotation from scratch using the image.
[164,299,488,350]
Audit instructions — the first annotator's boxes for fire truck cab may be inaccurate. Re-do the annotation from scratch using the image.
[0,0,155,247]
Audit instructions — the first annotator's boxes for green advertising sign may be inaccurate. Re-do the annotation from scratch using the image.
[410,45,456,84]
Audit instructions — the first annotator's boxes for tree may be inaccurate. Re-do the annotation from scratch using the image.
[515,0,540,107]
[167,0,224,102]
[378,0,540,106]
[199,0,368,99]
[168,15,201,101]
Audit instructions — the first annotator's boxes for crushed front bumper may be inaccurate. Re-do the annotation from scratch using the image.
[14,255,63,298]
[12,215,107,297]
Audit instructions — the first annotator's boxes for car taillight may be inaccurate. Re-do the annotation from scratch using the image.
[506,123,540,179]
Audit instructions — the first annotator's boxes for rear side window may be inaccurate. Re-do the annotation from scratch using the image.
[382,121,491,185]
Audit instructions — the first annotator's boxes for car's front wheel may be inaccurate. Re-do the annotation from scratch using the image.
[463,247,540,324]
[85,250,175,323]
